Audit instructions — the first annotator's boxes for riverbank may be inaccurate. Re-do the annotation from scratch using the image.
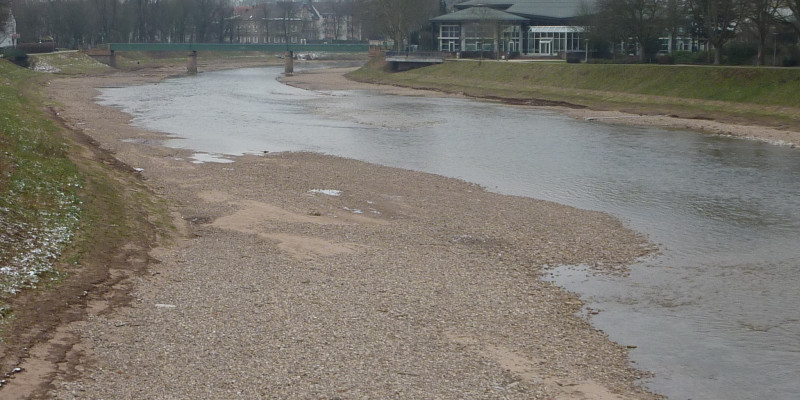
[330,59,800,148]
[1,60,661,398]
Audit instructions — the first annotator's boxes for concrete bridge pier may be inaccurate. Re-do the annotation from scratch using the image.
[285,51,294,74]
[187,51,198,74]
[87,49,117,68]
[108,51,117,69]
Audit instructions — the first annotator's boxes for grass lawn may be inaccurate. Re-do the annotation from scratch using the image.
[349,58,800,128]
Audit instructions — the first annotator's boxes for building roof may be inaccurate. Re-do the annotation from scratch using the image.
[235,3,319,21]
[430,6,528,23]
[455,0,589,20]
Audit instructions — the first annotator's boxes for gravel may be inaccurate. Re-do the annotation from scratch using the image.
[44,66,660,399]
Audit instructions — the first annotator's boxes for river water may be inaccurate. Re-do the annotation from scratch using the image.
[97,67,800,400]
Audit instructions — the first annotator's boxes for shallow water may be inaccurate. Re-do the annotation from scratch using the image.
[98,67,800,400]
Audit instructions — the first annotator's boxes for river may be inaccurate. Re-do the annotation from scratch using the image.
[97,66,800,400]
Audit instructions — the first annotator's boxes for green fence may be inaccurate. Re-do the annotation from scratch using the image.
[108,43,369,53]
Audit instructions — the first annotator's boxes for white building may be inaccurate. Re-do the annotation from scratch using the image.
[431,0,588,56]
[1,11,17,48]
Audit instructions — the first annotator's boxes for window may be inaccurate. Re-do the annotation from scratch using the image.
[440,39,460,52]
[440,25,460,39]
[528,26,584,55]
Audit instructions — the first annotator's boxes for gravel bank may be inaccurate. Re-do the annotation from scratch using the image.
[41,64,659,399]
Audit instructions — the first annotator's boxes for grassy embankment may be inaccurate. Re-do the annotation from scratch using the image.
[0,54,168,373]
[0,59,82,296]
[348,58,800,128]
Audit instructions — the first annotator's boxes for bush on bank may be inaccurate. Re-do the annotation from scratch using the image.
[0,49,30,68]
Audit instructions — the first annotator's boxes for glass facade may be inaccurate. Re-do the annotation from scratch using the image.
[439,24,461,52]
[502,25,521,53]
[439,22,522,52]
[528,26,585,55]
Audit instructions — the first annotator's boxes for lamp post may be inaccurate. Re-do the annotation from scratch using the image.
[773,32,779,66]
[584,38,589,62]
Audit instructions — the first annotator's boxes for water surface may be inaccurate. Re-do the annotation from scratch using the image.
[98,67,800,400]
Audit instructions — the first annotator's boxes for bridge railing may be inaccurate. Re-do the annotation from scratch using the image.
[108,43,369,53]
[385,51,446,59]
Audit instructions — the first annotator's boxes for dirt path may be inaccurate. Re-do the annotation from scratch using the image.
[4,63,663,399]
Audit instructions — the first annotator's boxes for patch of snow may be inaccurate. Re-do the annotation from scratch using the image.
[310,189,342,196]
[33,61,62,73]
[190,153,234,164]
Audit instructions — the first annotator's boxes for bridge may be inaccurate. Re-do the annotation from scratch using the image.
[384,51,446,71]
[91,43,369,74]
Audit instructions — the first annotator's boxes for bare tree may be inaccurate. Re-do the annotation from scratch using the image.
[783,0,800,35]
[577,0,625,58]
[330,1,347,40]
[357,0,438,51]
[473,7,504,60]
[261,5,271,43]
[743,0,781,65]
[663,0,692,54]
[0,0,9,36]
[593,0,667,62]
[689,0,744,64]
[91,0,121,43]
[277,0,299,45]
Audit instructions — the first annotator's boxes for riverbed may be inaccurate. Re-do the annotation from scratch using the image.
[96,66,800,400]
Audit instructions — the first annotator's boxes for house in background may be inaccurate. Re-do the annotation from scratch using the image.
[1,11,18,48]
[431,0,587,57]
[314,1,361,42]
[230,1,361,45]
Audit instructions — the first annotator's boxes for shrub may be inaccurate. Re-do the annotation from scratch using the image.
[781,45,800,67]
[1,48,29,67]
[673,51,694,64]
[724,42,757,65]
[656,54,675,65]
[673,50,714,65]
[566,52,583,63]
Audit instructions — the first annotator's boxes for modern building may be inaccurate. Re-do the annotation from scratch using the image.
[431,0,587,57]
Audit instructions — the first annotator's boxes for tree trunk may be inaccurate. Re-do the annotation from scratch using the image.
[639,40,646,63]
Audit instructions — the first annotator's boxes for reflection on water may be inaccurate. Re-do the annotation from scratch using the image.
[98,67,800,400]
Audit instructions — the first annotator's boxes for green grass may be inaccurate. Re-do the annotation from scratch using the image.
[0,59,83,295]
[349,59,800,125]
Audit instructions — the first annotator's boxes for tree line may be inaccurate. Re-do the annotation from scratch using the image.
[4,0,447,52]
[8,0,233,48]
[585,0,800,65]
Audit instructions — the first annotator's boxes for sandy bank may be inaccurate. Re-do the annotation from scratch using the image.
[282,66,800,148]
[5,62,660,399]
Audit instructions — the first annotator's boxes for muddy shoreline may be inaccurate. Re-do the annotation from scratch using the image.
[4,61,663,399]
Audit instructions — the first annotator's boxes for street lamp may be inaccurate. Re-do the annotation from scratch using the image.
[773,32,779,66]
[584,38,589,62]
